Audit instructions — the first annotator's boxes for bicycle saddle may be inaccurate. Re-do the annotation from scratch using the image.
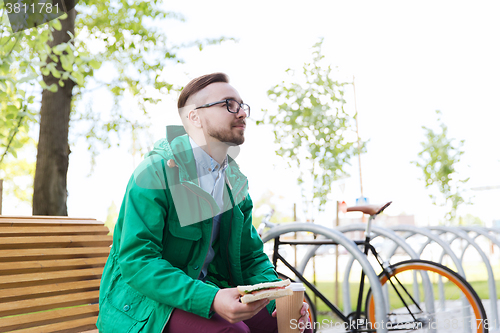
[346,201,392,216]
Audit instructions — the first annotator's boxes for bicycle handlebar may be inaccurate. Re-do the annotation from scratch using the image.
[257,209,276,236]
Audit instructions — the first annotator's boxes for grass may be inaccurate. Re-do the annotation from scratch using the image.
[305,279,500,324]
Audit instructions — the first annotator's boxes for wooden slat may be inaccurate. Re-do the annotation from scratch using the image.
[0,257,108,276]
[8,315,98,333]
[0,216,103,226]
[0,304,98,332]
[0,279,101,303]
[0,235,112,249]
[0,222,100,227]
[0,290,99,318]
[0,267,103,289]
[0,247,111,262]
[0,223,104,227]
[0,226,110,237]
[0,216,97,221]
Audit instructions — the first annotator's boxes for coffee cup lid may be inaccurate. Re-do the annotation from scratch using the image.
[289,282,306,291]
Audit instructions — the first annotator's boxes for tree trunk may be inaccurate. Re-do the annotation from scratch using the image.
[33,9,76,216]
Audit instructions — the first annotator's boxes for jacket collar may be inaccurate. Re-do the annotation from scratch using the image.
[157,126,248,196]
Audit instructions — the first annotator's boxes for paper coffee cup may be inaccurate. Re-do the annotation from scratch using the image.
[276,283,306,333]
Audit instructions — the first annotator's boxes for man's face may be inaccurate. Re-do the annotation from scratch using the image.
[190,82,247,145]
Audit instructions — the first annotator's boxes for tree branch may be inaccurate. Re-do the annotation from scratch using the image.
[5,35,20,58]
[0,115,25,167]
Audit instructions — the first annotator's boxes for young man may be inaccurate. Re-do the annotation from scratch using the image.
[97,73,310,333]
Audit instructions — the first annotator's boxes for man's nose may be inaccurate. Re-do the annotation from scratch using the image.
[236,108,248,119]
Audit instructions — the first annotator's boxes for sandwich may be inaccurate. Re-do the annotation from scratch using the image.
[238,279,293,304]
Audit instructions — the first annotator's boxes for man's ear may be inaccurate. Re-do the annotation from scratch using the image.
[187,109,202,129]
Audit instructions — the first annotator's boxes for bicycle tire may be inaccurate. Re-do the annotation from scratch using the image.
[365,259,488,333]
[277,272,317,332]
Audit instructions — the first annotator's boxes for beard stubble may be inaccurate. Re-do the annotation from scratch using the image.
[206,120,245,146]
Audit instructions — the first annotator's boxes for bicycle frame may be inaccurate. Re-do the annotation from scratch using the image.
[270,213,400,332]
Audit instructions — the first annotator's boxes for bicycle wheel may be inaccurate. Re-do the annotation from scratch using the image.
[278,272,317,330]
[365,259,488,333]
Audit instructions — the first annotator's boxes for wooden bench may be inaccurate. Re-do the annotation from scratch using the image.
[0,216,113,333]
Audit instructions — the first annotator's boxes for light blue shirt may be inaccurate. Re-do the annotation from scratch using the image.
[189,137,228,281]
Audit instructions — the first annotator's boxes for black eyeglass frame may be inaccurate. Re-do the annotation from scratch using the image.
[194,98,250,117]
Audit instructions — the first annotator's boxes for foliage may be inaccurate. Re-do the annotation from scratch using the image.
[458,214,484,226]
[412,110,470,223]
[252,190,294,229]
[104,201,118,235]
[0,2,43,167]
[72,0,228,166]
[0,0,229,203]
[0,149,35,204]
[259,39,364,218]
[1,3,56,199]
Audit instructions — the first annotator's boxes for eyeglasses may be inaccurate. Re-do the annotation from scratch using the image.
[194,98,250,118]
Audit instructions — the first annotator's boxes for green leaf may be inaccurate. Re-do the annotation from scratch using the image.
[14,42,23,53]
[7,105,19,113]
[89,59,102,70]
[110,86,124,95]
[52,19,62,31]
[60,55,72,72]
[70,71,84,86]
[53,43,67,54]
[18,73,39,84]
[47,83,58,92]
[50,67,61,79]
[79,56,93,62]
[39,80,48,89]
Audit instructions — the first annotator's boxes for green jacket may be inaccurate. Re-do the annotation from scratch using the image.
[97,126,279,333]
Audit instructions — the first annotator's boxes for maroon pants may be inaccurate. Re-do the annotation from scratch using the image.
[164,307,313,333]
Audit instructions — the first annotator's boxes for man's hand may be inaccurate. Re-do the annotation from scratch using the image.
[211,288,269,324]
[272,301,309,333]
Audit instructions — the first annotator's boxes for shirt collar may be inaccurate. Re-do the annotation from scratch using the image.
[189,137,228,173]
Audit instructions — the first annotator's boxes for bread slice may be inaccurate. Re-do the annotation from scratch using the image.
[238,279,293,304]
[240,286,293,304]
[237,279,291,294]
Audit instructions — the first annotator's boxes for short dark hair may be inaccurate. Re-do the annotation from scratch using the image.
[177,72,229,111]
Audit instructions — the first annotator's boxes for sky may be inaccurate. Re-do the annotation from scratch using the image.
[3,0,500,227]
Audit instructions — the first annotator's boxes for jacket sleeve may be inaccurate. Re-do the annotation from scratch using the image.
[116,157,219,319]
[238,194,280,314]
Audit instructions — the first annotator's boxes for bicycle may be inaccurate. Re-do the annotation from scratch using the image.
[258,202,488,333]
